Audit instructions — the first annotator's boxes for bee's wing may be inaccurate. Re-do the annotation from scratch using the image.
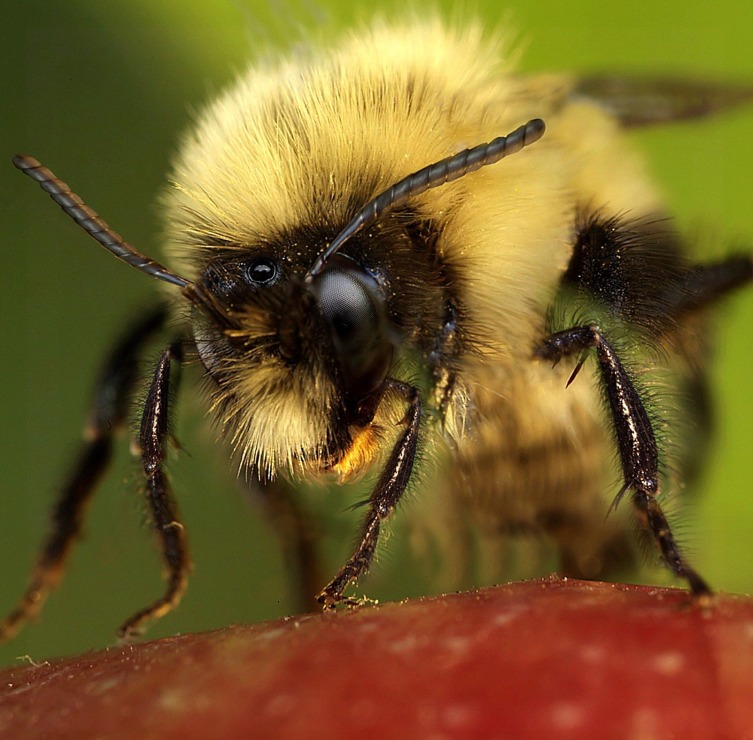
[572,76,753,127]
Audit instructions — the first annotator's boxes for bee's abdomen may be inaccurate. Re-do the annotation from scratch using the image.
[448,363,631,579]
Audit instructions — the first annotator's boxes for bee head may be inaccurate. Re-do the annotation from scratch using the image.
[190,237,400,479]
[181,118,545,478]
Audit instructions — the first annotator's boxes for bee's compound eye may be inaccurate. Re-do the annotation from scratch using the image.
[245,258,279,285]
[317,270,376,343]
[313,263,395,403]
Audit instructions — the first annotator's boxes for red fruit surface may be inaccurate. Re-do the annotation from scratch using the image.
[0,577,752,739]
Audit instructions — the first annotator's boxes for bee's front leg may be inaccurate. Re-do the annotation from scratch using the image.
[318,380,421,609]
[118,341,192,641]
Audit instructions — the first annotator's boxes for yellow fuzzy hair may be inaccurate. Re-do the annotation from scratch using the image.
[162,18,664,478]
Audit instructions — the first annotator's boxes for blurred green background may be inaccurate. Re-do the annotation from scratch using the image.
[2,0,753,664]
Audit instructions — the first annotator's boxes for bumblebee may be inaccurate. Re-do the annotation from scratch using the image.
[5,18,753,641]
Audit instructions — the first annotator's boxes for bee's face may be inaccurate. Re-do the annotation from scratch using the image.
[189,223,433,479]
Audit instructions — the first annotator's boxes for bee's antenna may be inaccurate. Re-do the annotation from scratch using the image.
[13,155,190,289]
[306,118,546,281]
